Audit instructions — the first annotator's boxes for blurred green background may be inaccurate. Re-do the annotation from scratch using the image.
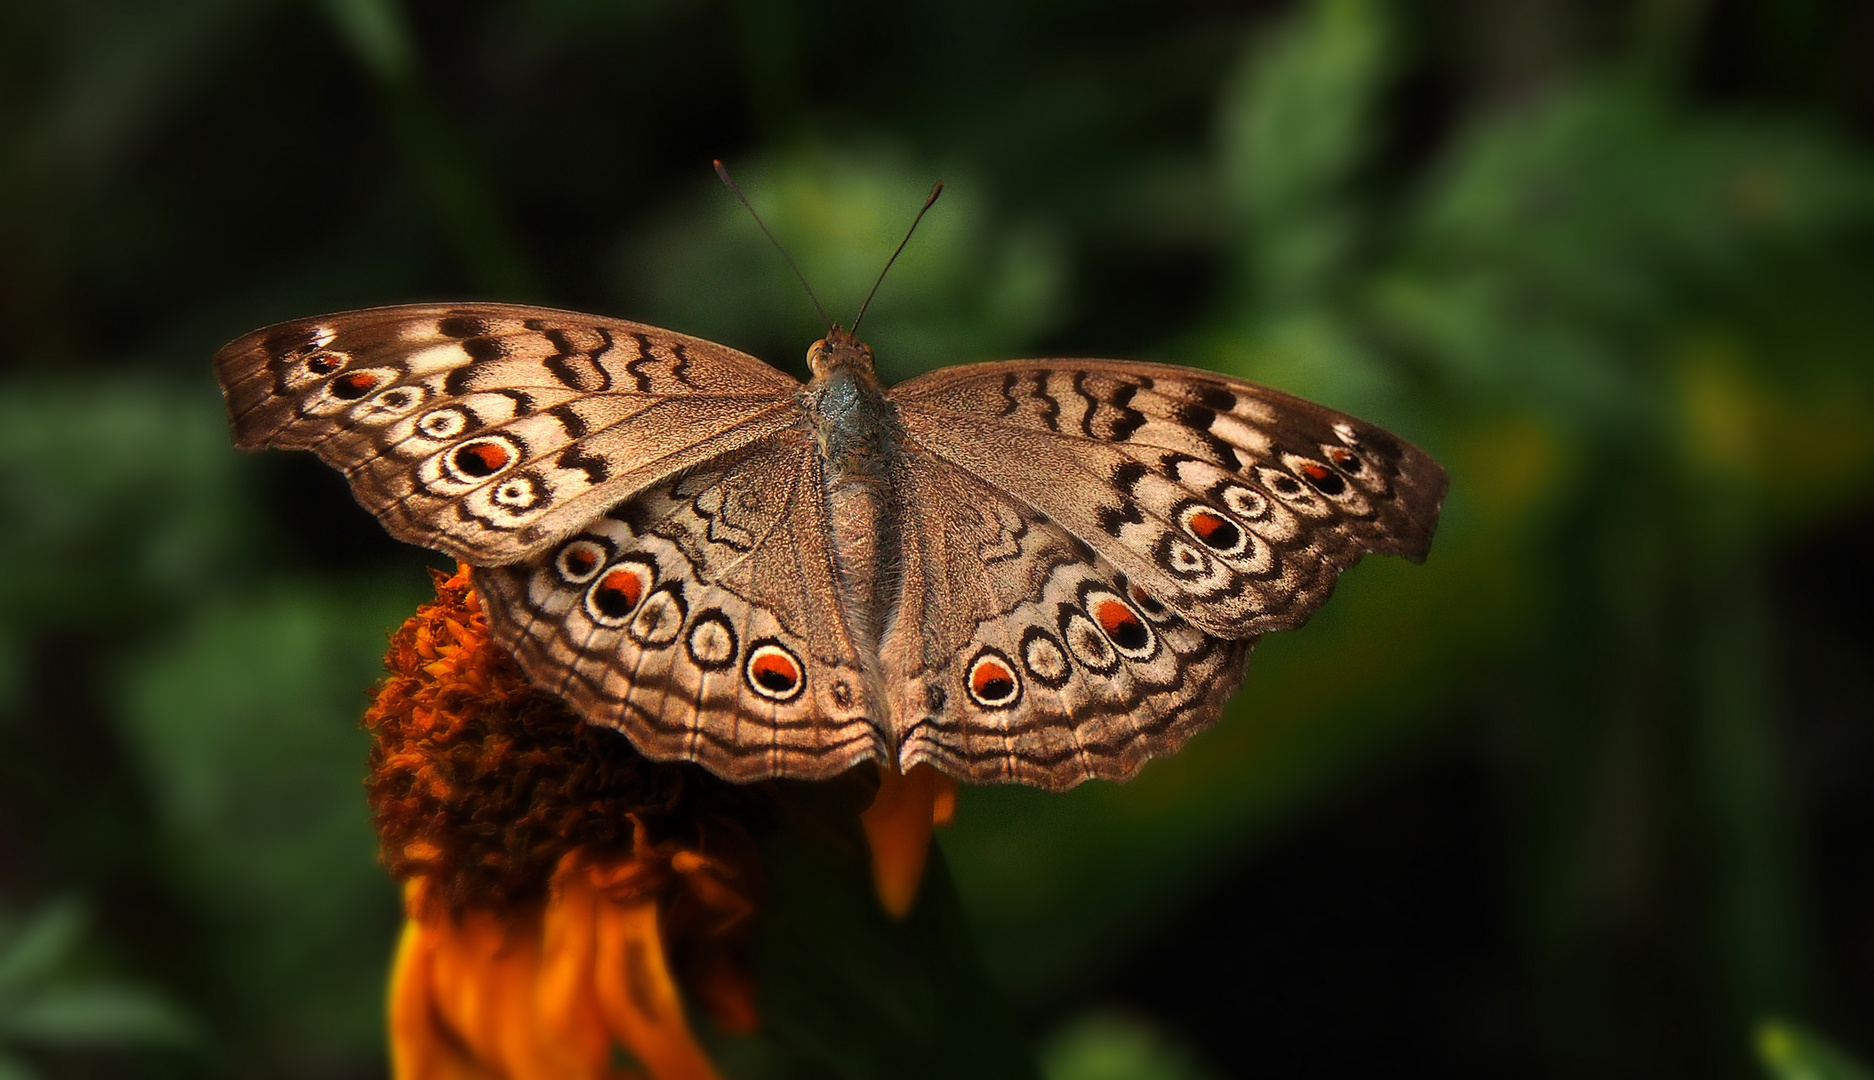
[2,0,1872,1076]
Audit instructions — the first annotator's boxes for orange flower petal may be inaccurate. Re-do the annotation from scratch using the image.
[860,763,946,919]
[388,914,490,1080]
[932,772,959,830]
[538,861,614,1069]
[591,896,722,1080]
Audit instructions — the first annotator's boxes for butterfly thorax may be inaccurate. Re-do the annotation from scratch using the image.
[801,331,907,725]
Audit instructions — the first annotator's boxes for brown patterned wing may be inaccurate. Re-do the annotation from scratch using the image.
[213,303,802,564]
[473,430,886,782]
[881,447,1254,790]
[889,359,1447,641]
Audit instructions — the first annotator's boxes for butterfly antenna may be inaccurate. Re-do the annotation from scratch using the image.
[851,181,943,336]
[714,159,833,331]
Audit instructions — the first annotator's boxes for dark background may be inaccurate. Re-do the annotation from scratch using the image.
[2,0,1872,1077]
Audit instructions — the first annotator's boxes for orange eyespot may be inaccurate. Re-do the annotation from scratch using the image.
[967,652,1021,707]
[1298,460,1346,495]
[454,441,511,477]
[971,660,1012,696]
[558,541,603,580]
[1181,506,1243,553]
[589,564,651,621]
[1187,511,1228,541]
[332,371,383,400]
[1093,598,1149,652]
[747,643,804,700]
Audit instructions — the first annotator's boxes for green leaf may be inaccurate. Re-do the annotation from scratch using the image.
[731,787,1039,1079]
[115,580,429,1058]
[1217,0,1392,307]
[0,902,84,995]
[312,0,417,82]
[0,1050,44,1080]
[0,380,249,624]
[1757,1020,1874,1080]
[2,985,194,1047]
[1040,1012,1218,1080]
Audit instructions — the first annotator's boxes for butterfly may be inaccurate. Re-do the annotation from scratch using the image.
[214,304,1446,791]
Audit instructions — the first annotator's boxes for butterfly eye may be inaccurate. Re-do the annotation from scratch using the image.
[966,651,1022,709]
[746,641,805,701]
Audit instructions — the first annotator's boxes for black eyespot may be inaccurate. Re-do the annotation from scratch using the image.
[331,372,382,400]
[1298,462,1345,495]
[966,650,1022,709]
[746,640,805,701]
[452,440,511,477]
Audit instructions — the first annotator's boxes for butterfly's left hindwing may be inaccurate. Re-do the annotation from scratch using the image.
[214,303,802,564]
[883,449,1254,789]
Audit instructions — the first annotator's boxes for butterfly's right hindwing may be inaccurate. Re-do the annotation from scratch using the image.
[213,303,802,564]
[472,433,887,783]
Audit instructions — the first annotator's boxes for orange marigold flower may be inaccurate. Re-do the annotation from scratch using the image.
[360,564,960,1078]
[364,565,767,1080]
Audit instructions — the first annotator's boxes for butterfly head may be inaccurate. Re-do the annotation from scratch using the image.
[808,325,876,379]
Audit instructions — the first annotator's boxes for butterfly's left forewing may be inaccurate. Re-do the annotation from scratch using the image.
[214,303,802,564]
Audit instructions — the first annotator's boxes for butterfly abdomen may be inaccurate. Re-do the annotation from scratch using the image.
[803,364,910,720]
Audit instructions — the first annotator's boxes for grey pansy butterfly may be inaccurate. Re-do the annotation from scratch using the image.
[214,304,1446,791]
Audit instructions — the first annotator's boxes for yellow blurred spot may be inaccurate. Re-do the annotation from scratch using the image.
[1679,346,1761,477]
